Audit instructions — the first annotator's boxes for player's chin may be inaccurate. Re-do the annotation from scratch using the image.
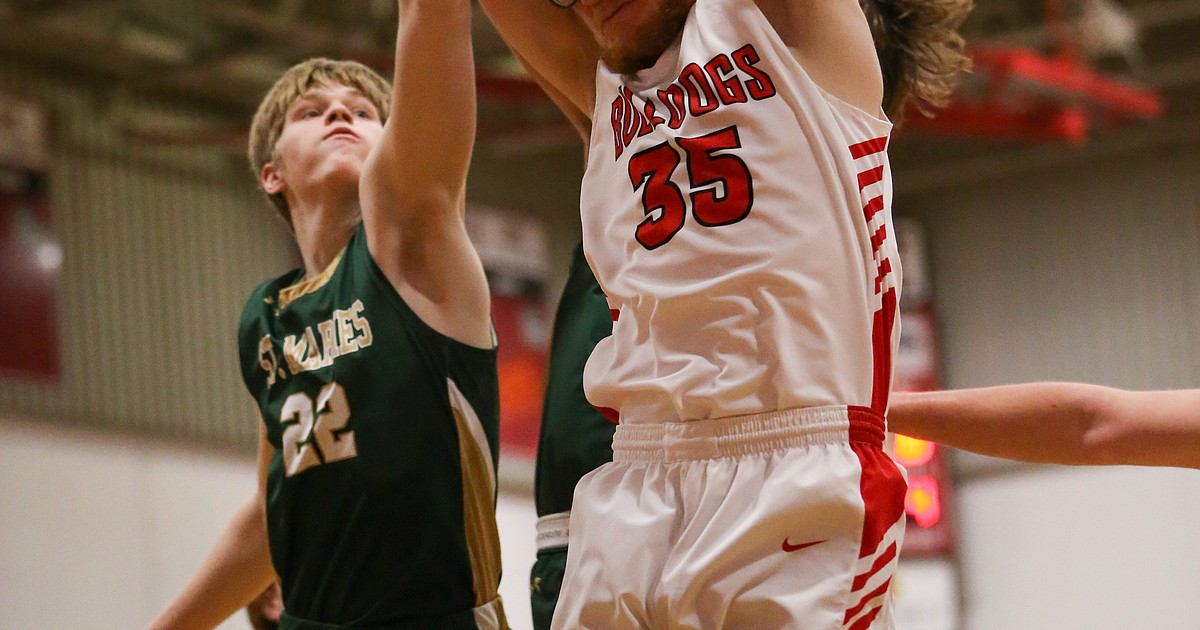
[602,30,676,74]
[329,146,371,168]
[319,156,367,186]
[603,47,665,75]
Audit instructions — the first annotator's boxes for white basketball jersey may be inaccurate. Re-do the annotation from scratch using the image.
[581,0,901,425]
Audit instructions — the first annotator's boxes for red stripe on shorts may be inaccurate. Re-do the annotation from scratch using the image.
[594,405,619,424]
[851,541,898,592]
[847,599,886,630]
[843,576,892,627]
[848,440,905,559]
[842,406,907,628]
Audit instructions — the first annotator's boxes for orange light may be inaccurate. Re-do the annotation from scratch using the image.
[905,475,942,528]
[894,434,936,467]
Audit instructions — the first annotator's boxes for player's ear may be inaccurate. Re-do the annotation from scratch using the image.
[261,161,285,195]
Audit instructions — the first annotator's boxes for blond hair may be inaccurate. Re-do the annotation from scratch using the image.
[247,58,392,225]
[861,0,973,123]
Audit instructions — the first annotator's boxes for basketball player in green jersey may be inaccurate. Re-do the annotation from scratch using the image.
[529,243,616,630]
[149,2,509,628]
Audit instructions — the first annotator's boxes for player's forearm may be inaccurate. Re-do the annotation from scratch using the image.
[1094,388,1200,469]
[477,0,599,116]
[383,0,476,200]
[515,51,592,141]
[148,496,274,630]
[889,383,1112,466]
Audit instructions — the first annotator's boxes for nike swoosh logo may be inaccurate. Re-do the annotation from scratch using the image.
[782,538,826,553]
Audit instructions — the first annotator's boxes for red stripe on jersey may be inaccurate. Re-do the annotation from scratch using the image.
[610,309,620,322]
[857,165,884,191]
[870,225,888,252]
[849,136,888,159]
[862,195,884,223]
[852,541,898,591]
[870,286,897,411]
[874,258,893,294]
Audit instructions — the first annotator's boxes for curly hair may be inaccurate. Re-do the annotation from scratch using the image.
[247,58,392,226]
[861,0,974,122]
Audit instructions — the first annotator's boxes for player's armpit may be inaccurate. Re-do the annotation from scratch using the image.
[752,0,885,115]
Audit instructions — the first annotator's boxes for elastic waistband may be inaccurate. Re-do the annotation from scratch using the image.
[535,511,571,551]
[613,405,885,463]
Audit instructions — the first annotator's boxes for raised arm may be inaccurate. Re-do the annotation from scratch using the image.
[514,50,591,146]
[477,0,600,121]
[148,422,276,630]
[889,384,1200,469]
[753,0,884,114]
[361,0,491,348]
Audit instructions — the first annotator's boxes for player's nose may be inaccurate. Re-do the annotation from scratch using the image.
[325,102,354,124]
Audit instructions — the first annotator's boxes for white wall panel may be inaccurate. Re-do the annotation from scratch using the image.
[0,419,151,630]
[0,63,297,447]
[898,145,1200,629]
[0,416,542,629]
[901,146,1200,391]
[957,466,1200,630]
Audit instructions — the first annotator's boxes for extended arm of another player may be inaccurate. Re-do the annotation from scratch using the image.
[477,0,600,119]
[147,423,276,630]
[889,383,1200,469]
[360,0,491,348]
[514,51,591,143]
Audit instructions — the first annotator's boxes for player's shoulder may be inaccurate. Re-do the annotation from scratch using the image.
[238,268,304,331]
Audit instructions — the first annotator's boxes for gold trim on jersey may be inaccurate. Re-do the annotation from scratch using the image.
[447,378,505,615]
[278,248,345,310]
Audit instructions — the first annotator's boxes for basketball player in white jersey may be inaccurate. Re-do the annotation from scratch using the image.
[480,0,969,627]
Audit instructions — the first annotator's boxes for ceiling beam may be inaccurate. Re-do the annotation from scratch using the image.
[196,0,392,69]
[0,18,264,110]
[893,115,1200,195]
[1144,54,1200,90]
[986,0,1200,48]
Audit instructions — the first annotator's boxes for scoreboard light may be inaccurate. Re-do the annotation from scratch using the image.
[891,432,955,554]
[894,434,936,467]
[905,475,942,528]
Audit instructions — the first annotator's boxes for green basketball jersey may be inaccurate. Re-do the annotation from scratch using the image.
[238,223,507,629]
[534,243,617,517]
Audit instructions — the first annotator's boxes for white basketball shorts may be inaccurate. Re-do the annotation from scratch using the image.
[551,405,907,630]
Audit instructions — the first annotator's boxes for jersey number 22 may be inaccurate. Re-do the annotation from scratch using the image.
[280,382,357,477]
